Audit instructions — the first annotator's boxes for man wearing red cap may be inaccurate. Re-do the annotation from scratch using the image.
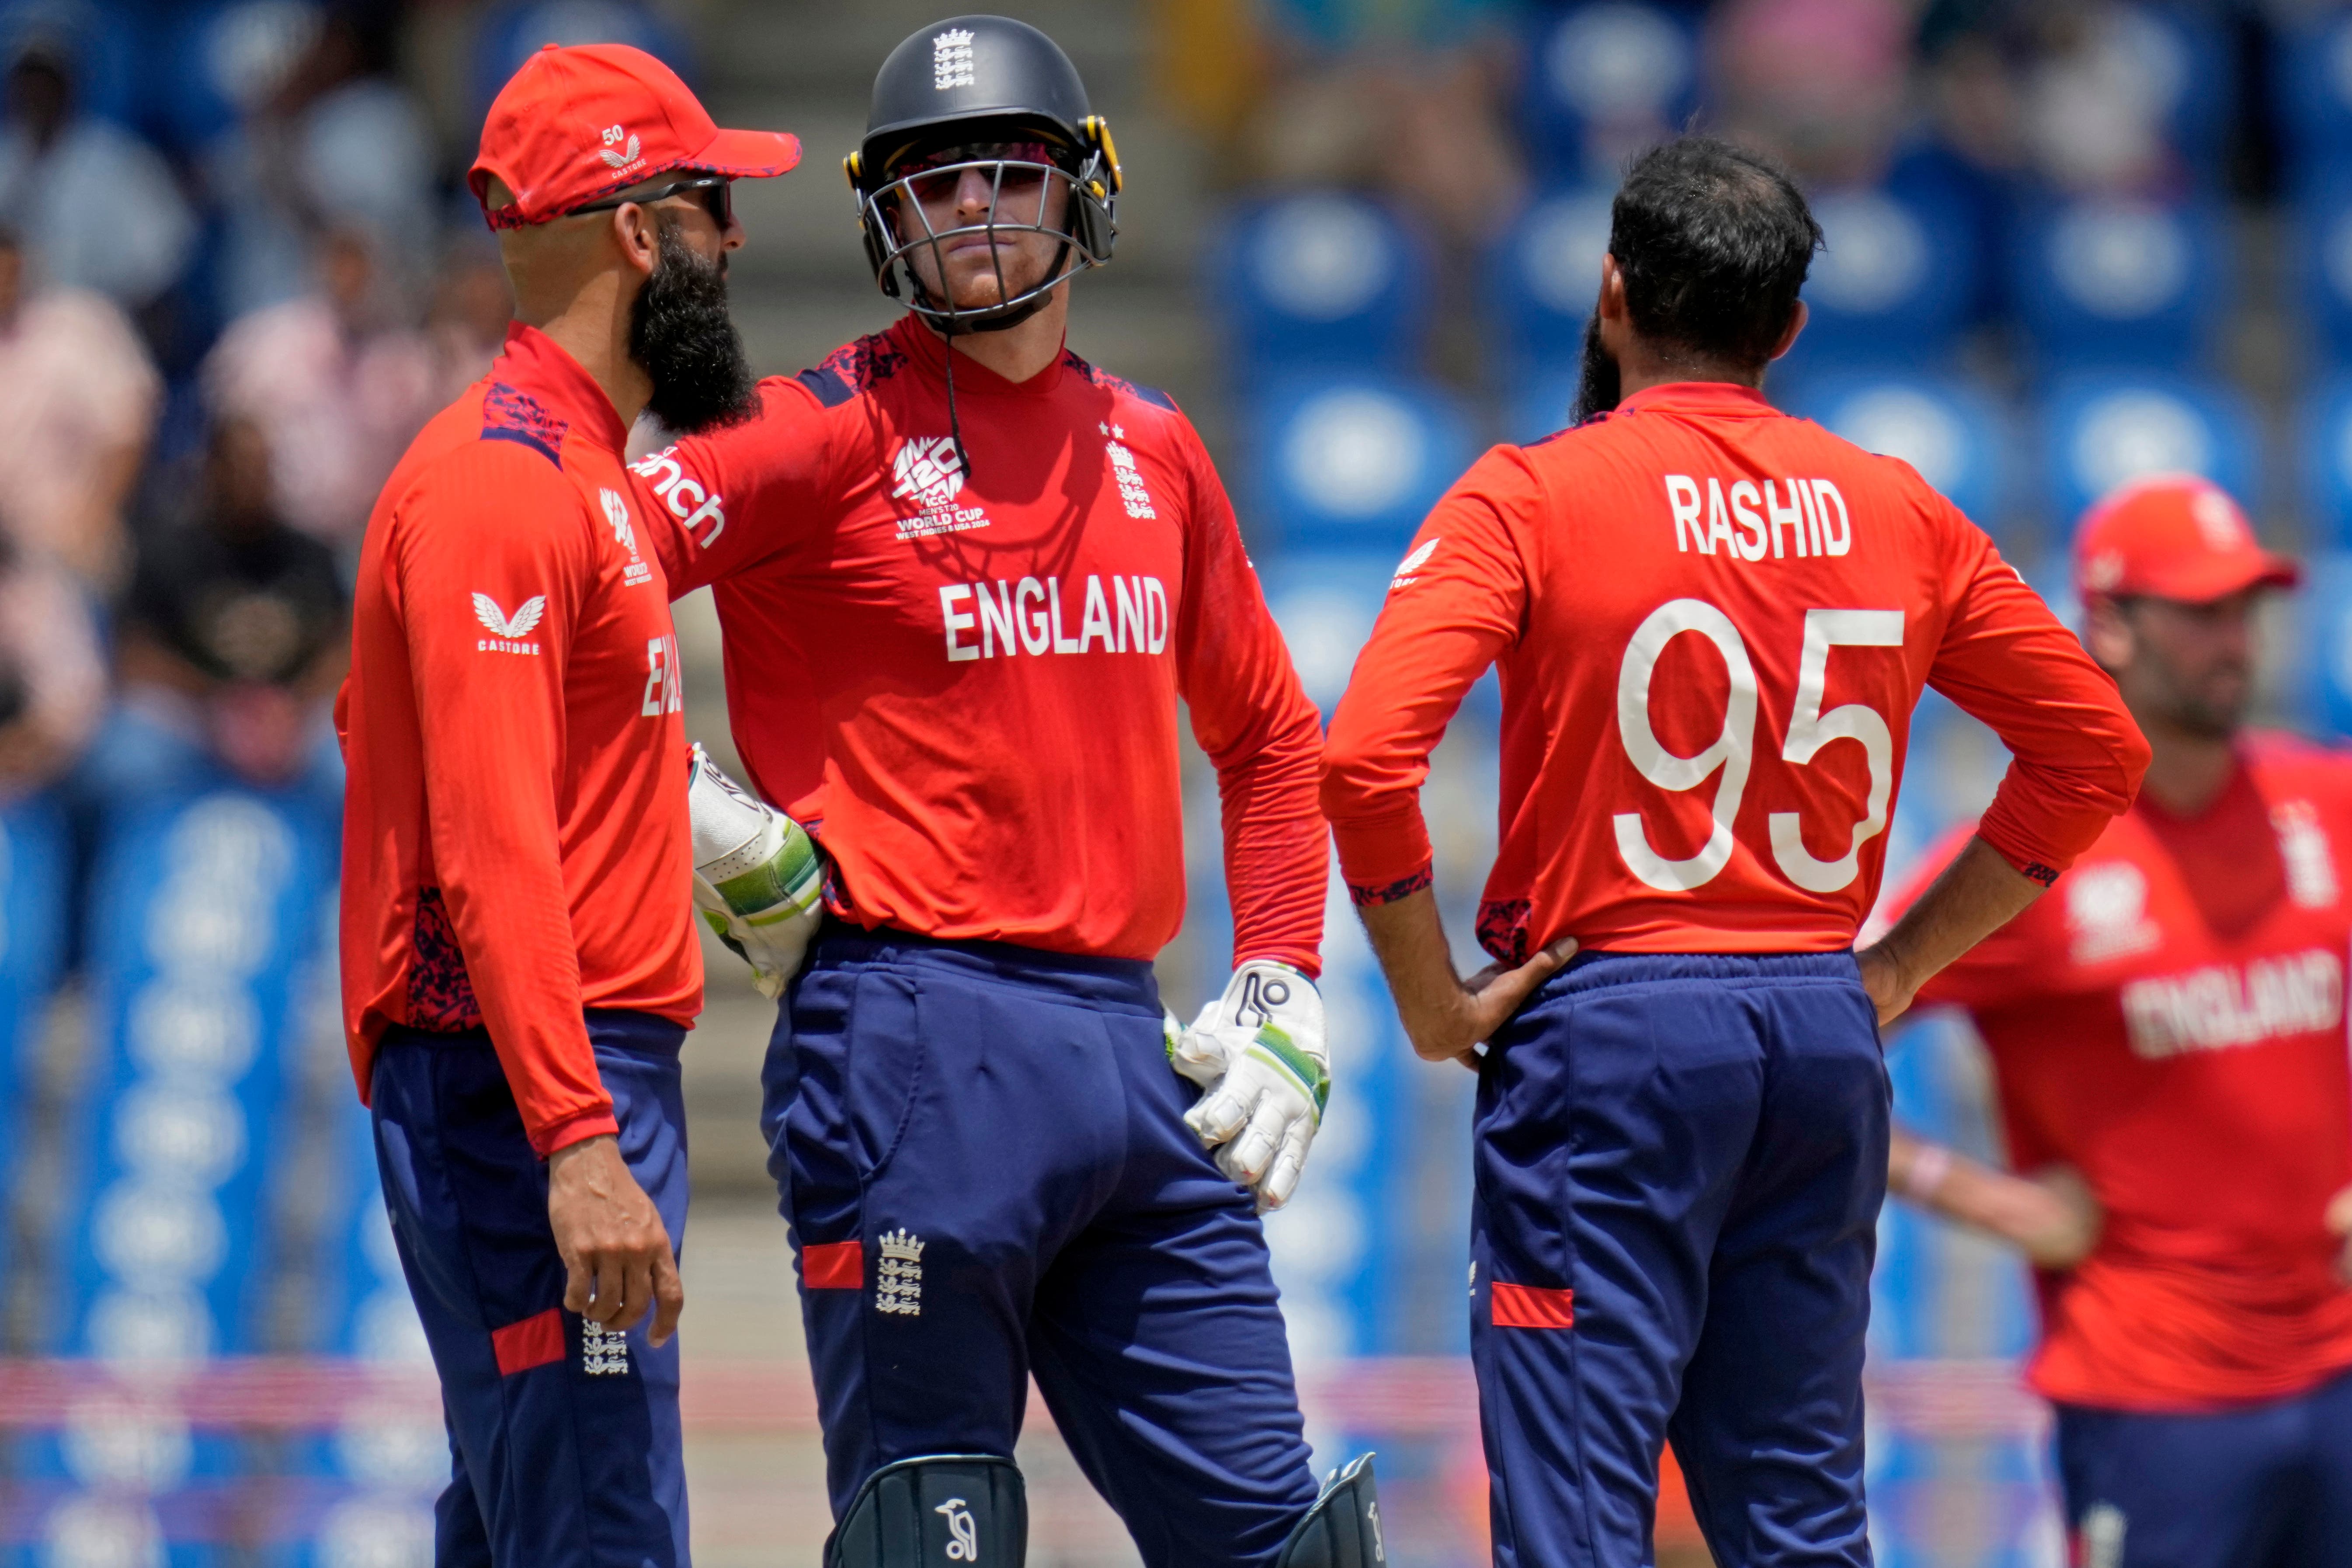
[1884,475,2352,1565]
[337,43,796,1568]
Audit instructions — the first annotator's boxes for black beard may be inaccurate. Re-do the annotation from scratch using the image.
[632,220,755,434]
[1571,313,1620,423]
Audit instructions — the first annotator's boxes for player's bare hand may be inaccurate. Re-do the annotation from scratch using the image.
[1855,941,1917,1027]
[547,1134,684,1346]
[1420,939,1578,1068]
[2326,1184,2352,1284]
[2012,1164,2102,1270]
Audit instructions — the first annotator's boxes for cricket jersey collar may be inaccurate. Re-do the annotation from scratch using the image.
[1613,381,1779,420]
[890,312,1068,398]
[490,322,631,454]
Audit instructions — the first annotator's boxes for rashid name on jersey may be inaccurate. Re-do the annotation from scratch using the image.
[339,323,701,1155]
[1323,381,2150,957]
[634,313,1326,971]
[1894,734,2352,1412]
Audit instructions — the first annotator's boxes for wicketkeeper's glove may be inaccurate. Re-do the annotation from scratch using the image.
[686,743,822,1000]
[1171,960,1330,1212]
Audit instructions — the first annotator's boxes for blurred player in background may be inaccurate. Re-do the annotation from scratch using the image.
[337,44,797,1568]
[636,16,1381,1567]
[1321,135,2150,1565]
[1886,475,2352,1566]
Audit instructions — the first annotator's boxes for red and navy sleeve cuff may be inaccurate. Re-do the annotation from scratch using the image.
[1347,867,1434,907]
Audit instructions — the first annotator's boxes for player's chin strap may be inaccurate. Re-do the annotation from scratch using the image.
[826,1454,1027,1567]
[1278,1454,1386,1567]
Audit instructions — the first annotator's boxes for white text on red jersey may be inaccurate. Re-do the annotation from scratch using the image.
[2120,949,2344,1060]
[1663,475,1853,561]
[938,575,1170,663]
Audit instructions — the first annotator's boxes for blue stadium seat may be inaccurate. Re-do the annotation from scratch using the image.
[1518,1,1699,182]
[2039,373,2257,526]
[2291,178,2352,367]
[1789,182,1978,371]
[1792,373,2009,531]
[2277,10,2352,183]
[0,792,69,1257]
[1212,192,1431,385]
[1487,185,1612,389]
[2294,552,2352,740]
[1244,375,1474,553]
[0,0,144,129]
[50,787,336,1362]
[1508,370,1583,447]
[154,0,326,152]
[2298,376,2352,550]
[1257,552,1390,715]
[469,0,694,121]
[2008,194,2228,370]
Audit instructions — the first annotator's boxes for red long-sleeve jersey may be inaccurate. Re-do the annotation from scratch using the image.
[339,324,701,1155]
[1323,381,2150,957]
[1897,737,2352,1411]
[636,314,1325,972]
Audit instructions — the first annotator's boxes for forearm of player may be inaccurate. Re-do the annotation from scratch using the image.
[1890,1127,2100,1270]
[1857,836,2044,1025]
[1356,884,1574,1066]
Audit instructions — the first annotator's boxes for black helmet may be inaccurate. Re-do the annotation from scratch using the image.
[844,15,1121,333]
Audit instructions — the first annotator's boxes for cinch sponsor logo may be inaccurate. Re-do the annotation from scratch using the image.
[629,447,727,545]
[2120,949,2344,1060]
[937,574,1169,663]
[1662,475,1853,562]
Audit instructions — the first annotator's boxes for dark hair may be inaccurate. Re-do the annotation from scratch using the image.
[1608,136,1821,370]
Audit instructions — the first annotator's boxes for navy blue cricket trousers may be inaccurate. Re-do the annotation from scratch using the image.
[1470,951,1888,1568]
[764,928,1321,1568]
[372,1010,691,1568]
[2054,1370,2352,1567]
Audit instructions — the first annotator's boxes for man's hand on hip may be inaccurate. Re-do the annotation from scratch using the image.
[547,1134,684,1346]
[1173,961,1330,1211]
[1355,885,1575,1068]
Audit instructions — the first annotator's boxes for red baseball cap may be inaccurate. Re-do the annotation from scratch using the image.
[470,43,800,230]
[2073,474,2301,604]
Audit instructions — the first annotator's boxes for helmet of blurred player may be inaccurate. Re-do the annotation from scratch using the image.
[843,14,1121,334]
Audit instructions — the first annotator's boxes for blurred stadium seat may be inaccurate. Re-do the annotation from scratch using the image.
[2299,375,2352,548]
[467,0,693,123]
[1517,0,1699,183]
[154,0,325,152]
[1212,192,1432,386]
[2291,177,2352,366]
[1791,183,1979,371]
[1793,372,2010,531]
[2276,9,2352,182]
[2039,372,2257,525]
[0,792,68,1249]
[1487,185,1611,389]
[0,0,141,126]
[2008,194,2228,370]
[1244,375,1474,552]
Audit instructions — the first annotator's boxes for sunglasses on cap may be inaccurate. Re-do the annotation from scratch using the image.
[893,141,1065,205]
[568,174,732,227]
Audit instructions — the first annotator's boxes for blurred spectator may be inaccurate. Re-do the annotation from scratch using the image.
[424,232,514,406]
[0,531,104,797]
[0,30,195,311]
[206,5,435,320]
[105,416,348,794]
[0,228,158,590]
[1711,0,1914,185]
[203,225,437,552]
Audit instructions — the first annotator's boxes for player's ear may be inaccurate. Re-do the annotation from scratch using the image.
[2084,593,2135,673]
[612,201,662,280]
[1596,254,1628,322]
[1768,299,1807,362]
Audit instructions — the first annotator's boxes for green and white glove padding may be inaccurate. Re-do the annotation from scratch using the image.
[1172,960,1330,1212]
[687,743,822,1000]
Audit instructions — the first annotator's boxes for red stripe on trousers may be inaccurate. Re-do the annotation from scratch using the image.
[491,1308,565,1376]
[803,1240,864,1289]
[1491,1280,1575,1329]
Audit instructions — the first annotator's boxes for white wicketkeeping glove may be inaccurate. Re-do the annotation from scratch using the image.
[686,743,822,999]
[1171,961,1330,1212]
